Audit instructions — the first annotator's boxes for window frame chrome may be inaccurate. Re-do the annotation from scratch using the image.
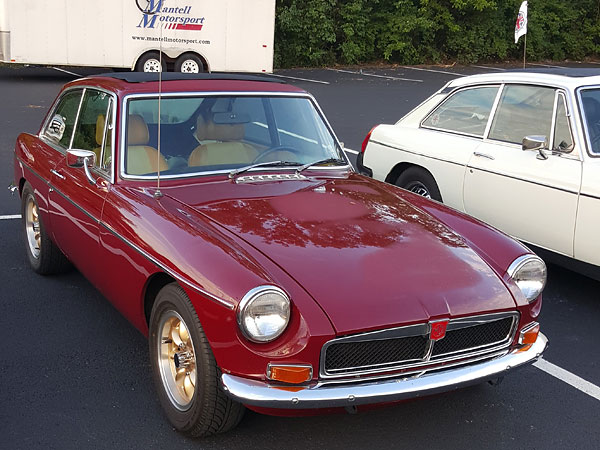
[119,91,352,181]
[319,311,519,379]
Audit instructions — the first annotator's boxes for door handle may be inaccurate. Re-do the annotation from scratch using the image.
[473,152,495,160]
[50,169,66,180]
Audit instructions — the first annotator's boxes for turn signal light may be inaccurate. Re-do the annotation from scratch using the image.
[267,364,313,384]
[517,322,540,351]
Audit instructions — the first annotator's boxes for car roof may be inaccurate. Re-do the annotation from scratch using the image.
[447,68,600,90]
[63,72,306,96]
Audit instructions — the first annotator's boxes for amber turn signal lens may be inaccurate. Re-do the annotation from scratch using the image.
[267,364,312,384]
[517,322,540,351]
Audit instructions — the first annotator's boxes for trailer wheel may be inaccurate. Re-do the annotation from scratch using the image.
[175,53,204,73]
[137,52,167,72]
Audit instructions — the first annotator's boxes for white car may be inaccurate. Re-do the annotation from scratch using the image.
[359,69,600,274]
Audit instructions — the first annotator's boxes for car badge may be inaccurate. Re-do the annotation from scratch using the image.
[429,320,449,341]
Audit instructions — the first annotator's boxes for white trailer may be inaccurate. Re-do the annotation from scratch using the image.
[0,0,275,73]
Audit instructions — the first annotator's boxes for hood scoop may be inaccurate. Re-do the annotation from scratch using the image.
[234,173,308,184]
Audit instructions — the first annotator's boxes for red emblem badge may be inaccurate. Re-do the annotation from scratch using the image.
[430,320,448,341]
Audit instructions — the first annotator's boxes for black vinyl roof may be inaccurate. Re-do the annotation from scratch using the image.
[93,72,287,84]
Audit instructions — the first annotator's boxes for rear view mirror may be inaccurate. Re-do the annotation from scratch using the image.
[522,135,548,160]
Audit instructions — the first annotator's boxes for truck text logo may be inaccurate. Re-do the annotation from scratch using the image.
[137,0,205,31]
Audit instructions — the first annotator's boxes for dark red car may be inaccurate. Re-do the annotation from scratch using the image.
[13,73,547,437]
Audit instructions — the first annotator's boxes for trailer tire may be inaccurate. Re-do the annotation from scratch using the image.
[136,52,167,72]
[175,53,204,73]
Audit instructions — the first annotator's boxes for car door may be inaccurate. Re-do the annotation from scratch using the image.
[463,84,582,257]
[49,88,115,280]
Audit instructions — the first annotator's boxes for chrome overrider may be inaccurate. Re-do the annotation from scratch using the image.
[221,332,547,409]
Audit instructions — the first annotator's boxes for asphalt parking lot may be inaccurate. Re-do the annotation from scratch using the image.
[1,63,599,449]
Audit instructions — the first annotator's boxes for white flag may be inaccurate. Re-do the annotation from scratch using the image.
[515,1,528,44]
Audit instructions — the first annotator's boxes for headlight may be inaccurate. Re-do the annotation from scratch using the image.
[507,255,547,302]
[237,286,290,343]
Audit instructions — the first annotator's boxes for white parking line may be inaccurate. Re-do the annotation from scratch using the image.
[527,62,565,69]
[327,68,423,83]
[0,215,21,220]
[471,65,507,71]
[398,65,462,76]
[534,358,600,402]
[270,73,330,85]
[51,66,83,77]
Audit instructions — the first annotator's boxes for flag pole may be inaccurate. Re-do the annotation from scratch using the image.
[523,34,527,68]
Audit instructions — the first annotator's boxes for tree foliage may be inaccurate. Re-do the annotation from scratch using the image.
[274,0,600,67]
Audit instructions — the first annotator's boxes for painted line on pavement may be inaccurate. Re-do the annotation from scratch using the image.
[270,73,330,85]
[471,65,507,71]
[0,215,21,220]
[527,62,565,69]
[398,66,463,76]
[327,68,422,83]
[51,66,83,77]
[534,358,600,402]
[344,148,359,155]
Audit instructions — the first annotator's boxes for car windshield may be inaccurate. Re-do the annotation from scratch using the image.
[580,88,600,154]
[122,94,346,177]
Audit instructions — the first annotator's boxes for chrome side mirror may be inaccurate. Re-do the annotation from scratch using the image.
[67,149,97,185]
[522,135,548,160]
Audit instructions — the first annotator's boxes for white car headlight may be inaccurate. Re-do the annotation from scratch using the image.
[507,255,547,303]
[237,286,291,343]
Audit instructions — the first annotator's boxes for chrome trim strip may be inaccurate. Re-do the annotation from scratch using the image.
[221,333,547,409]
[371,140,465,168]
[119,91,351,181]
[319,312,519,379]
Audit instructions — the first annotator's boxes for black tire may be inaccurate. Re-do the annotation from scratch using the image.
[395,167,443,202]
[149,283,245,437]
[175,53,204,73]
[136,52,167,72]
[21,182,70,275]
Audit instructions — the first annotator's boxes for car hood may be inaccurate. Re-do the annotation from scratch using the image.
[164,173,516,335]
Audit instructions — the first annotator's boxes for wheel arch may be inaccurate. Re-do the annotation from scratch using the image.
[143,272,177,325]
[385,162,427,184]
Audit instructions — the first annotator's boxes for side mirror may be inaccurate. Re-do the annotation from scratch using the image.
[522,135,548,160]
[67,149,97,185]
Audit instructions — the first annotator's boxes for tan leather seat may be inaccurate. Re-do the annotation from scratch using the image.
[127,114,168,175]
[188,115,258,167]
[94,114,112,168]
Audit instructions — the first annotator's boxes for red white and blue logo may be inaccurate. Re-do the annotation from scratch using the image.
[137,0,205,31]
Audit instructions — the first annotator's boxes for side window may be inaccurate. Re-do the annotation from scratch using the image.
[421,86,499,136]
[44,90,83,149]
[488,85,555,145]
[553,93,574,152]
[71,89,112,174]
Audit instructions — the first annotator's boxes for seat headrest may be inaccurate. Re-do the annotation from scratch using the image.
[195,114,245,142]
[128,114,150,145]
[96,114,105,146]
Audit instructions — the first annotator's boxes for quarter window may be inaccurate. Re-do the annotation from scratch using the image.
[553,93,573,152]
[422,86,499,137]
[44,90,83,149]
[488,85,556,145]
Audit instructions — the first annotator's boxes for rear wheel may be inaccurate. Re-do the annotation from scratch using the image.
[21,182,70,274]
[395,167,442,202]
[149,283,245,437]
[175,53,204,73]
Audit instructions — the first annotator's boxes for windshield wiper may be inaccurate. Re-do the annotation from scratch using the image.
[295,157,347,174]
[228,161,301,179]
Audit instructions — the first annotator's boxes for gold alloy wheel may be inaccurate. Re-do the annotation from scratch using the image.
[25,195,41,259]
[157,311,197,411]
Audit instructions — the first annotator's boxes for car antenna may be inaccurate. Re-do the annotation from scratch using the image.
[137,0,164,199]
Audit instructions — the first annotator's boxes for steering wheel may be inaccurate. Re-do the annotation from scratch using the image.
[252,146,302,164]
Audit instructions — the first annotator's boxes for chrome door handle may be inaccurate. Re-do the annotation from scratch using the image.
[50,169,65,180]
[473,152,495,160]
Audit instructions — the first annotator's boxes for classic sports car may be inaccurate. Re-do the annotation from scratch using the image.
[359,68,600,276]
[13,73,547,437]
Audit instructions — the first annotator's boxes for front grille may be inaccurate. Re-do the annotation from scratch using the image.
[325,335,428,373]
[431,317,514,357]
[321,313,518,378]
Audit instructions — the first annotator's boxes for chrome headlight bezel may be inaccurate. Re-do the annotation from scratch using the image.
[237,285,291,343]
[507,254,547,303]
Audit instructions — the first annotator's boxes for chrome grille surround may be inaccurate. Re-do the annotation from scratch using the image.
[320,312,519,379]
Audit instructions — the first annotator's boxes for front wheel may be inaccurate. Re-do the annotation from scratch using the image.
[395,167,443,202]
[149,283,244,437]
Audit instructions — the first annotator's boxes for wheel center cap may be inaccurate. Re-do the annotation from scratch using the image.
[173,351,192,369]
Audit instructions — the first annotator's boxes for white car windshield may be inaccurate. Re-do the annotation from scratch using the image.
[123,95,345,177]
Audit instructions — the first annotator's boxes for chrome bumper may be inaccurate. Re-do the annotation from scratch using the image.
[221,333,547,409]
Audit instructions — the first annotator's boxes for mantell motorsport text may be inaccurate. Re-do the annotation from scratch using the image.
[137,0,205,30]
